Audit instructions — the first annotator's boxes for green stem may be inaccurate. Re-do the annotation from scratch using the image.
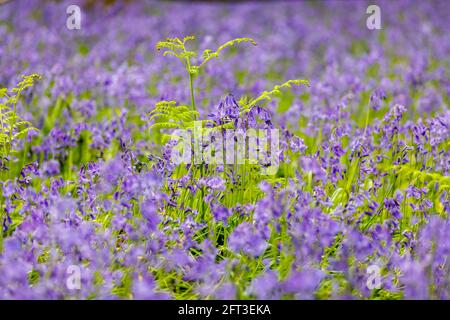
[363,100,371,138]
[10,88,23,147]
[64,148,73,194]
[0,195,3,253]
[189,72,196,113]
[181,42,196,114]
[20,140,27,173]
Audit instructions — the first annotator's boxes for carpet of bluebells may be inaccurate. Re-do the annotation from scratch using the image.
[0,0,449,300]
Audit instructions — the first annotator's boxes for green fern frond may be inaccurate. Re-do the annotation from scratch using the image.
[160,134,173,144]
[13,127,39,140]
[209,122,235,131]
[182,119,214,130]
[200,37,257,67]
[156,39,183,52]
[150,122,181,130]
[0,73,41,157]
[157,36,259,113]
[148,114,170,123]
[0,89,8,98]
[156,36,198,63]
[390,165,450,191]
[2,110,14,117]
[243,79,310,111]
[183,35,196,42]
[149,100,200,130]
[0,133,9,143]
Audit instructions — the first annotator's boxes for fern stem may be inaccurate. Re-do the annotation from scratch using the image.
[10,88,21,147]
[363,99,371,138]
[0,194,3,253]
[189,72,196,114]
[0,104,5,157]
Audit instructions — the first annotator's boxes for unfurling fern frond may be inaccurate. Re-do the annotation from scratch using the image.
[156,36,198,64]
[150,122,182,130]
[390,165,450,192]
[157,36,258,113]
[0,88,8,98]
[200,37,257,67]
[149,100,200,130]
[0,73,41,157]
[0,133,8,144]
[243,79,310,111]
[13,127,39,140]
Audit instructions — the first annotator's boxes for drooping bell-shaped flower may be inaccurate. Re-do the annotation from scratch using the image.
[208,94,240,125]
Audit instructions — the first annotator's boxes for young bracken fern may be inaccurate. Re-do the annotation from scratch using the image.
[0,74,41,158]
[153,36,309,128]
[149,100,200,130]
[150,35,311,205]
[156,36,256,112]
[242,79,310,112]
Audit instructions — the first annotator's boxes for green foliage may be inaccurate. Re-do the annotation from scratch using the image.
[242,79,310,111]
[149,100,200,129]
[0,74,41,157]
[156,36,256,76]
[156,36,198,76]
[200,37,257,68]
[156,36,257,111]
[391,164,450,192]
[153,36,309,127]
